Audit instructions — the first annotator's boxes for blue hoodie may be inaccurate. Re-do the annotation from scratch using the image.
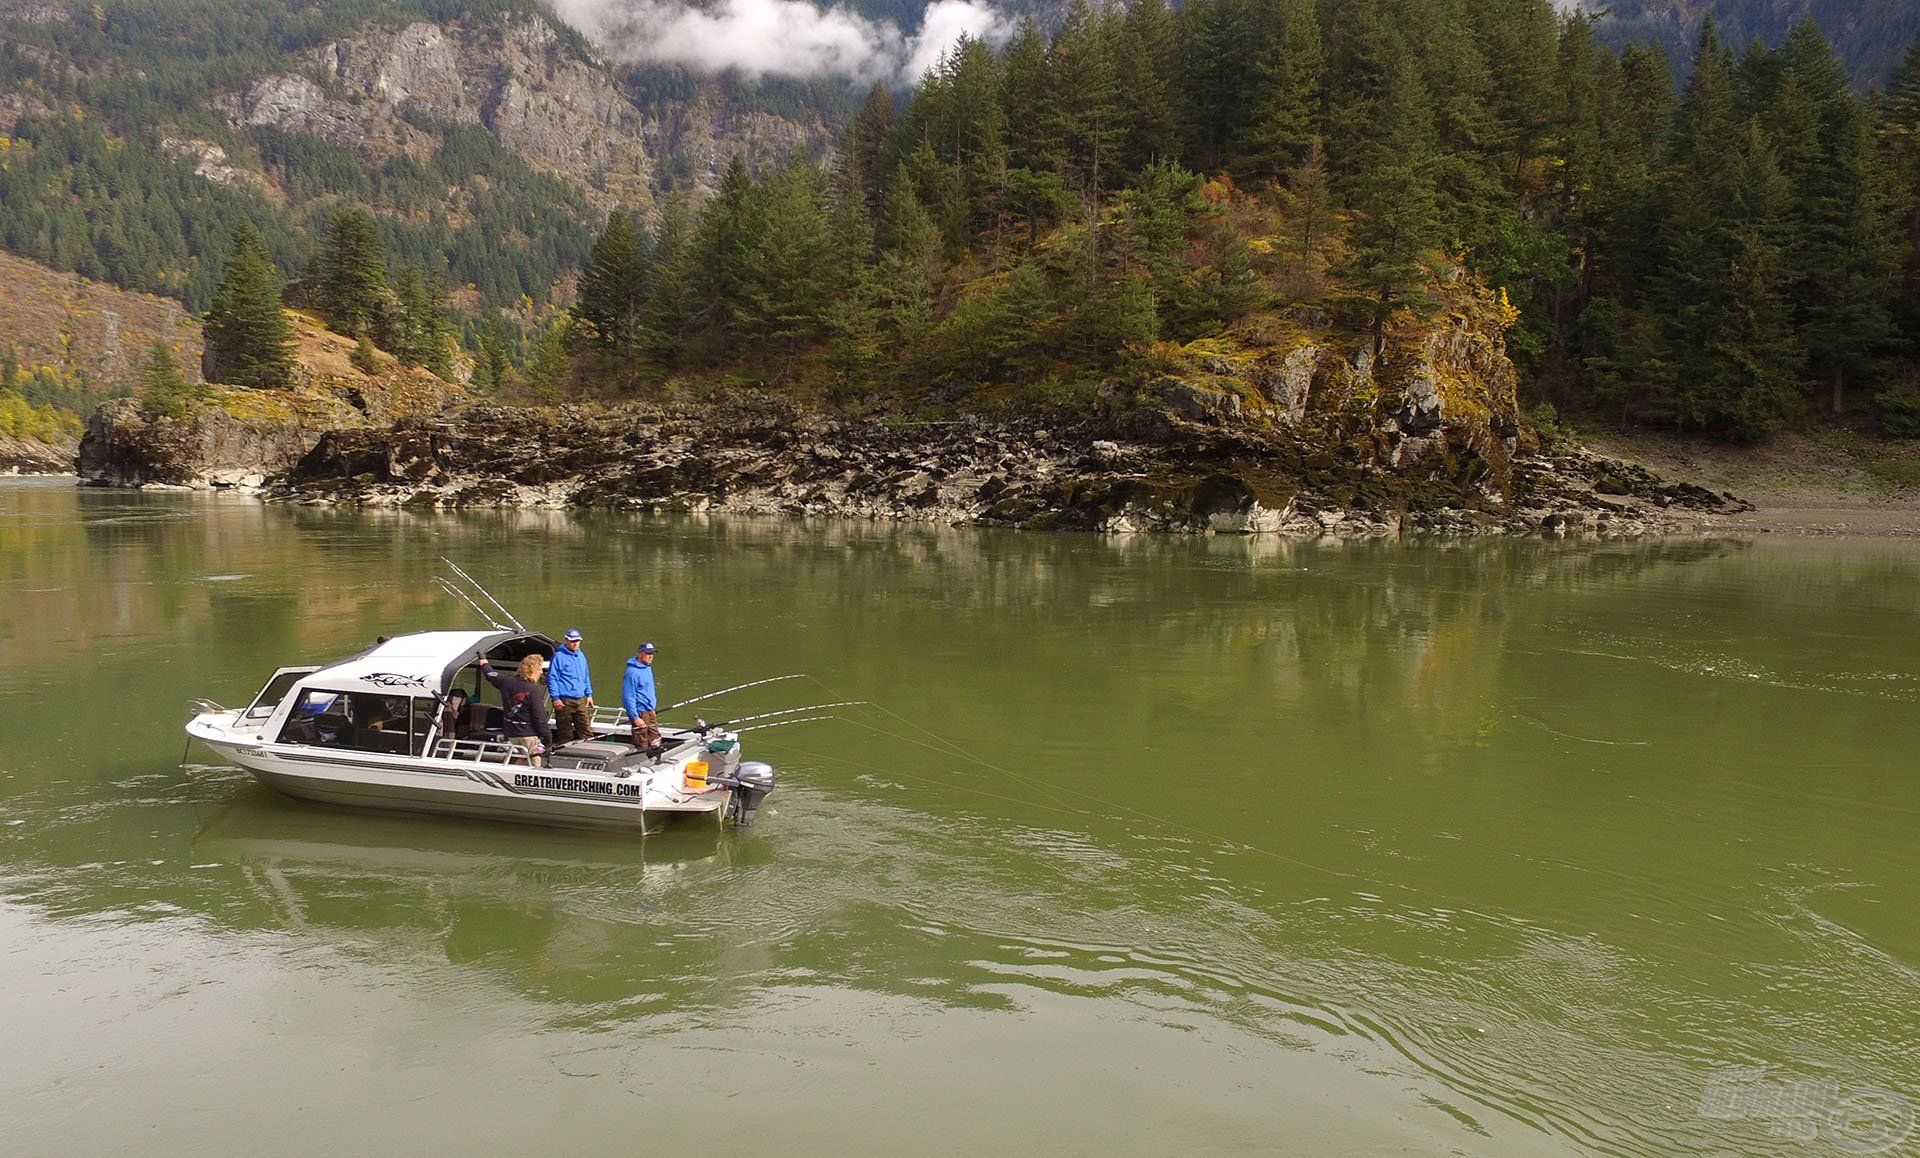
[621,655,656,718]
[547,643,593,700]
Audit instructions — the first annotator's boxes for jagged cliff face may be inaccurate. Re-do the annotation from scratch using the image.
[220,15,831,212]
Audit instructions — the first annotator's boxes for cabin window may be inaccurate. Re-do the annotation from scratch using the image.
[276,690,425,755]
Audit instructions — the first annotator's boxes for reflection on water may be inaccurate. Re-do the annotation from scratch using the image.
[3,480,1919,1154]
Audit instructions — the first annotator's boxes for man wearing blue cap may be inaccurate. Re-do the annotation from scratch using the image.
[622,641,660,754]
[548,628,595,745]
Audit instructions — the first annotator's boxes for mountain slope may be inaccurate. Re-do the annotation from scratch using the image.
[0,1,838,318]
[1583,0,1920,85]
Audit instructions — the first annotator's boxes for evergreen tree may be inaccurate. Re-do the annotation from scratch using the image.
[1275,138,1342,295]
[1117,0,1182,172]
[1636,24,1802,435]
[1886,31,1920,350]
[1339,57,1445,357]
[1237,0,1324,183]
[1053,0,1125,199]
[350,334,380,375]
[392,266,456,377]
[824,142,885,392]
[473,317,516,392]
[877,167,945,345]
[523,316,575,400]
[574,211,651,360]
[641,198,697,366]
[202,220,296,390]
[1002,22,1064,176]
[850,84,898,215]
[690,156,759,341]
[1797,96,1898,413]
[310,208,390,340]
[138,339,199,417]
[740,157,834,364]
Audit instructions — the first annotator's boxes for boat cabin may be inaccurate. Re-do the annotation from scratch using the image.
[243,631,557,759]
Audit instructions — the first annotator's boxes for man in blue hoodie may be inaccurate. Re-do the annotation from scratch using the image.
[622,641,660,754]
[547,628,594,744]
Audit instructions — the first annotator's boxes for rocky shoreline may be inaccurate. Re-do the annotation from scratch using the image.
[255,395,1744,538]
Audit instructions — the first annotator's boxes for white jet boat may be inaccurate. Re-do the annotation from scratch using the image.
[185,628,776,834]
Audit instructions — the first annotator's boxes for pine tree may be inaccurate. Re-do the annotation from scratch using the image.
[473,317,516,392]
[824,142,884,392]
[574,211,650,360]
[1637,23,1801,436]
[740,157,833,365]
[690,156,759,341]
[1275,137,1341,296]
[1339,57,1444,357]
[392,266,455,377]
[523,315,575,400]
[877,167,945,344]
[1237,0,1324,182]
[310,208,389,340]
[1886,31,1920,350]
[1002,22,1064,176]
[139,338,199,417]
[202,220,296,390]
[1053,0,1125,199]
[1796,96,1897,414]
[850,84,898,215]
[1117,0,1181,172]
[641,198,696,366]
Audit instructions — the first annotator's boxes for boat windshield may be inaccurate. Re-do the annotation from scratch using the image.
[243,667,320,722]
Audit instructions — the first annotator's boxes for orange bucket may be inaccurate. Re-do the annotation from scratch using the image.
[683,760,710,791]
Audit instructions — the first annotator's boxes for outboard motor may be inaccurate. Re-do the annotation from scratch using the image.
[724,761,775,828]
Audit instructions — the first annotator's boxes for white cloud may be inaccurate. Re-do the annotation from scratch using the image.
[548,0,1014,86]
[901,0,1017,82]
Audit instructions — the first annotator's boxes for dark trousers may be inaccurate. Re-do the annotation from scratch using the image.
[630,710,660,750]
[553,698,592,745]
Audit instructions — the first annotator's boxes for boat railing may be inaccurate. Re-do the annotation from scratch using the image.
[431,737,535,765]
[589,707,632,730]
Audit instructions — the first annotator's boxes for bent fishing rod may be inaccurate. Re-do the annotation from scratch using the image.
[666,673,806,712]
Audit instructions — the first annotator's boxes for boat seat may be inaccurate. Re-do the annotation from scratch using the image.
[466,704,502,737]
[313,711,352,746]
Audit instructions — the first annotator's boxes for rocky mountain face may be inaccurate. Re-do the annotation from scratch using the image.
[218,15,832,212]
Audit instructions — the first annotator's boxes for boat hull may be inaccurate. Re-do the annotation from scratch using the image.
[191,720,731,835]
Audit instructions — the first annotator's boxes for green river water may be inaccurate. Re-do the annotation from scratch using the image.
[1,477,1917,1155]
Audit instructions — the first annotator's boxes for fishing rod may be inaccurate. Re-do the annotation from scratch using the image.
[733,714,838,733]
[440,557,526,632]
[666,673,806,712]
[434,577,506,630]
[721,701,866,728]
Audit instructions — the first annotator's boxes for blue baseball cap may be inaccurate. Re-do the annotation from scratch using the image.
[564,629,583,641]
[637,642,655,654]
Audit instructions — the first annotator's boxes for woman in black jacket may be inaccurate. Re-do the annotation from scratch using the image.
[477,653,553,765]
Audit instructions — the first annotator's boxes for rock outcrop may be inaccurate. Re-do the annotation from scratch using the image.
[0,432,73,475]
[76,312,464,490]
